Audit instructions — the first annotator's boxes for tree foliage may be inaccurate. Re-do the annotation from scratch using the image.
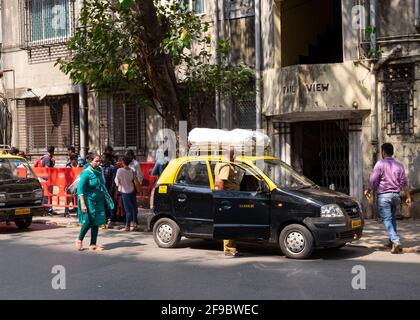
[57,0,255,127]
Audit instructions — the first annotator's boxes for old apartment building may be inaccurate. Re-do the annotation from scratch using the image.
[258,0,419,213]
[0,0,161,160]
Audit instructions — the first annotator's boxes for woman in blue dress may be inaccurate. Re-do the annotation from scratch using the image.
[75,153,114,251]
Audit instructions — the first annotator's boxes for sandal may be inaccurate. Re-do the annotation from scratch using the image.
[75,239,83,251]
[89,245,104,252]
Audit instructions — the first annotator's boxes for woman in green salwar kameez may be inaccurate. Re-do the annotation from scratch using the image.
[75,153,114,251]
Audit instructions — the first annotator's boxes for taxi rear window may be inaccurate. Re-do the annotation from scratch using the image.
[175,161,210,187]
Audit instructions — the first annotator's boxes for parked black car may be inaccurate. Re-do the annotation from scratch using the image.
[142,156,364,259]
[0,155,44,229]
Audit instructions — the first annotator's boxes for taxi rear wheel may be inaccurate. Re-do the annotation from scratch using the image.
[15,217,32,230]
[279,224,314,259]
[153,218,181,248]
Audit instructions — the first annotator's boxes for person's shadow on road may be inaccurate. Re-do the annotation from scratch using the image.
[102,241,146,250]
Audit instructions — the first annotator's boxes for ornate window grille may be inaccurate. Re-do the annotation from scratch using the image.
[19,0,76,51]
[384,64,416,135]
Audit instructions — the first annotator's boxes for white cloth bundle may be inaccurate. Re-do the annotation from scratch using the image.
[188,128,270,148]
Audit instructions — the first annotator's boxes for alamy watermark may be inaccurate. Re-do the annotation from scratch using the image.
[351,265,366,290]
[351,4,376,30]
[51,265,66,290]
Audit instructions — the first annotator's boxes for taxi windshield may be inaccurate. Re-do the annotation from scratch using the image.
[254,159,316,189]
[0,158,37,180]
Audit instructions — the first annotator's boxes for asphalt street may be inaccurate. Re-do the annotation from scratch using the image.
[1,222,420,300]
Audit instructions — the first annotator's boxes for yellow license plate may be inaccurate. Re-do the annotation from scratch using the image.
[352,219,362,228]
[15,208,31,216]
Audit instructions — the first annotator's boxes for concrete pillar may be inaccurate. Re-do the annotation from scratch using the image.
[349,120,364,204]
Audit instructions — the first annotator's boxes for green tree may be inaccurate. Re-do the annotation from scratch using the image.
[57,0,254,130]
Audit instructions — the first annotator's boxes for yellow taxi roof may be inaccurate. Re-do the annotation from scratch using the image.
[157,154,278,190]
[0,154,27,160]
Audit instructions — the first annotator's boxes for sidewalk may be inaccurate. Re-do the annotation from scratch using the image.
[33,208,150,231]
[351,219,420,253]
[33,212,420,253]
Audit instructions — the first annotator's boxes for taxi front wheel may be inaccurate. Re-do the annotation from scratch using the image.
[153,218,181,248]
[279,224,314,259]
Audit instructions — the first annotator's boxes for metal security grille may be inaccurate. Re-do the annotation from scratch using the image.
[233,97,256,130]
[99,94,147,156]
[384,64,416,135]
[320,120,349,194]
[25,96,77,153]
[19,0,75,50]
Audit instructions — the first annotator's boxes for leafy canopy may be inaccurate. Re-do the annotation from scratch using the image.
[57,0,255,104]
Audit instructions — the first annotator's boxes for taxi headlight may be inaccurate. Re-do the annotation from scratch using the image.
[33,189,43,199]
[321,204,344,218]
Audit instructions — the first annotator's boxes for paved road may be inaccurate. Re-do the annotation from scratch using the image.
[1,222,420,300]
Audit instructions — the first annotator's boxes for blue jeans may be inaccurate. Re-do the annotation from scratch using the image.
[377,193,401,243]
[121,191,138,227]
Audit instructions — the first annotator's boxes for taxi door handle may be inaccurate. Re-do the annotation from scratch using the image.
[219,201,232,211]
[177,194,187,202]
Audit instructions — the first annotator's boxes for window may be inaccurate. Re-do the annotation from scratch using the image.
[112,94,147,151]
[31,0,69,42]
[24,96,78,153]
[19,0,75,48]
[176,161,210,187]
[391,103,409,124]
[210,161,268,192]
[384,64,415,135]
[190,0,205,15]
[159,0,205,15]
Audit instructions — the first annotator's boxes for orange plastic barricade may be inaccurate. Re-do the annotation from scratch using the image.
[136,162,157,208]
[33,168,84,208]
[17,167,28,178]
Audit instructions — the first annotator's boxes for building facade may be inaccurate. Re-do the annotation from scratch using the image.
[0,0,161,162]
[259,0,420,215]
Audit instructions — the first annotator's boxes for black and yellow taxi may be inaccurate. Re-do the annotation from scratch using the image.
[146,155,363,259]
[0,154,44,229]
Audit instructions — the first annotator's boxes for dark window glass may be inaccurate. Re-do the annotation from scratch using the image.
[176,162,210,187]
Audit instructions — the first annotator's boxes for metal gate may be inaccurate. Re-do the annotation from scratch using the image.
[319,120,349,194]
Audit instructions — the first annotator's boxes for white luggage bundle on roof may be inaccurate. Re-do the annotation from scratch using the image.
[188,128,271,155]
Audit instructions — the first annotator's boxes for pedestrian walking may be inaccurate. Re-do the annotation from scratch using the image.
[75,153,115,251]
[114,156,139,232]
[365,143,412,254]
[214,146,243,257]
[101,153,118,228]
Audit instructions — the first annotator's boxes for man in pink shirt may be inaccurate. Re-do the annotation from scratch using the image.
[365,143,412,254]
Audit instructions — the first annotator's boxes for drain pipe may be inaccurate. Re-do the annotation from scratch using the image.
[79,82,88,158]
[255,0,261,130]
[369,0,378,166]
[213,0,221,128]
